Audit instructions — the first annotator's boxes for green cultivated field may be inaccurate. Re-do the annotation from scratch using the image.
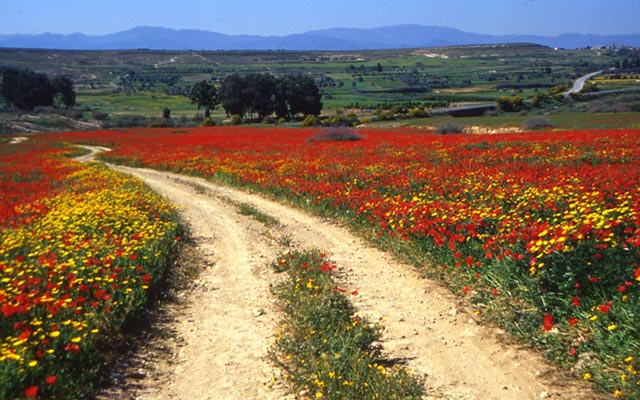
[0,43,639,131]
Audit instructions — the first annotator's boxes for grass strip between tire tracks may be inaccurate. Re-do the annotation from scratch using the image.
[270,248,424,399]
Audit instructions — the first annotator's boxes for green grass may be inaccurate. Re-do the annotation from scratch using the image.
[270,249,424,399]
[237,202,280,227]
[77,91,195,116]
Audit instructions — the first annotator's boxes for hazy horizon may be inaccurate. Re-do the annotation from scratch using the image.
[2,0,639,38]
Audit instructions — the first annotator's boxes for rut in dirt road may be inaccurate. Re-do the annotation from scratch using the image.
[103,160,598,400]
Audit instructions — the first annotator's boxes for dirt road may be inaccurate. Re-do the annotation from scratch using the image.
[83,149,597,399]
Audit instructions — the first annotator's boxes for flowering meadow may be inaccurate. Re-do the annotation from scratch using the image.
[8,126,640,397]
[48,125,638,397]
[0,138,182,398]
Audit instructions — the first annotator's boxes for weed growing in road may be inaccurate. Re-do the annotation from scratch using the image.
[237,202,280,227]
[270,249,424,399]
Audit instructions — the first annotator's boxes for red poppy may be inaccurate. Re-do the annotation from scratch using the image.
[572,296,581,307]
[24,386,38,398]
[598,301,612,315]
[64,343,80,353]
[542,314,554,331]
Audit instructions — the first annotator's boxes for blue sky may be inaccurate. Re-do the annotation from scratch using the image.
[2,0,639,36]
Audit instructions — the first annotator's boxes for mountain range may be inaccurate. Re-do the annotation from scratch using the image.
[1,25,639,51]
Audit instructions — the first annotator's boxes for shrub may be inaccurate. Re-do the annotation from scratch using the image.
[436,121,465,134]
[91,110,109,121]
[33,106,56,114]
[307,127,363,142]
[321,110,359,127]
[496,95,524,112]
[521,116,554,131]
[531,93,550,108]
[178,115,189,126]
[229,114,242,125]
[200,116,216,126]
[390,105,406,114]
[408,108,430,118]
[148,118,175,128]
[377,111,396,121]
[61,109,83,119]
[102,114,151,128]
[300,114,320,127]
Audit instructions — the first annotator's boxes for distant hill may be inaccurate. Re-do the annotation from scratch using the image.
[1,25,639,50]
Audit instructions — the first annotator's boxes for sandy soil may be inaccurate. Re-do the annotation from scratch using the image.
[79,147,600,400]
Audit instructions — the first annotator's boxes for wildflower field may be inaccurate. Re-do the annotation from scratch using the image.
[0,139,182,398]
[4,125,640,398]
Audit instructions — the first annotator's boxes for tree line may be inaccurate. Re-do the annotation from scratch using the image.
[0,66,322,122]
[189,73,322,120]
[0,67,76,111]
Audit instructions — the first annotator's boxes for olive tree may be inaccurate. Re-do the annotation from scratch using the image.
[189,80,218,117]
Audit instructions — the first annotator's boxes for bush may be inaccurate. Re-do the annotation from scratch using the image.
[148,118,175,128]
[300,114,320,127]
[91,110,109,121]
[64,109,85,120]
[436,121,465,134]
[307,127,363,142]
[321,110,359,127]
[377,111,396,121]
[200,116,216,126]
[531,94,548,108]
[33,106,56,114]
[102,114,151,128]
[521,116,554,131]
[262,116,277,124]
[496,95,524,112]
[408,108,430,118]
[192,113,205,123]
[229,114,242,125]
[178,115,189,126]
